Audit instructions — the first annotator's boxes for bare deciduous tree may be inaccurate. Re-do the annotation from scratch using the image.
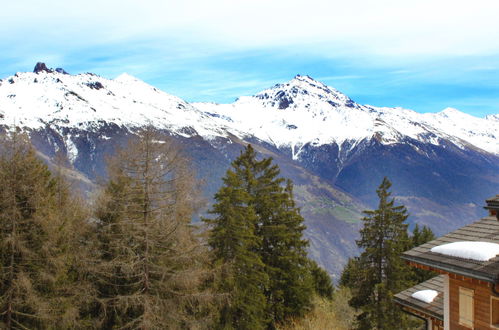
[0,130,93,329]
[93,128,215,329]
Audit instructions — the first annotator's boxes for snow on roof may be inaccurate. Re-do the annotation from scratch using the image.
[430,241,499,261]
[411,289,439,304]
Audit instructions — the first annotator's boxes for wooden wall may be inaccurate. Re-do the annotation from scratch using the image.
[448,275,498,329]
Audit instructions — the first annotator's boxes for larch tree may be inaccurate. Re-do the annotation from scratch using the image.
[341,177,413,330]
[0,131,92,329]
[49,152,97,328]
[92,128,213,329]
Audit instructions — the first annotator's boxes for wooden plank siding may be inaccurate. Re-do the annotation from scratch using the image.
[449,276,498,329]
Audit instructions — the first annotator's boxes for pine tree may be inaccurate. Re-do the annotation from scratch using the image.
[92,128,214,329]
[205,145,326,328]
[255,166,314,323]
[204,146,269,329]
[410,224,436,283]
[0,131,92,328]
[309,260,334,300]
[342,177,413,330]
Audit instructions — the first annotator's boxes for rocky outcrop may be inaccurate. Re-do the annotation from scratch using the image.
[33,62,53,74]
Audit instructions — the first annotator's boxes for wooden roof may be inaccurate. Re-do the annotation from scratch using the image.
[485,194,499,212]
[394,275,444,321]
[402,216,499,282]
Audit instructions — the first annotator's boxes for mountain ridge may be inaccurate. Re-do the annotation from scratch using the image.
[1,65,497,157]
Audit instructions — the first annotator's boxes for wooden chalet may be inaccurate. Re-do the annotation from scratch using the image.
[395,195,499,329]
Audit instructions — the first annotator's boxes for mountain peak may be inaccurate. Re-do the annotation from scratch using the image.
[270,74,357,109]
[114,72,143,83]
[289,74,330,90]
[293,74,320,83]
[33,62,52,74]
[438,107,468,118]
[441,107,461,113]
[33,62,69,75]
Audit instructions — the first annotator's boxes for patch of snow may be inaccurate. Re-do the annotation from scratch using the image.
[430,241,499,261]
[411,290,438,303]
[486,113,499,122]
[66,135,78,163]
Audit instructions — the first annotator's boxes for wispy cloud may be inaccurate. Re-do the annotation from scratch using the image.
[0,1,499,116]
[3,0,499,58]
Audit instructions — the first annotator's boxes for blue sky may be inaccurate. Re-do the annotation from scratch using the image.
[1,0,499,117]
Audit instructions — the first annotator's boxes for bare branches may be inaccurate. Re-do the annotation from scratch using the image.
[93,127,216,328]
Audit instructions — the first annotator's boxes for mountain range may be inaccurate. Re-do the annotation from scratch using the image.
[0,63,497,280]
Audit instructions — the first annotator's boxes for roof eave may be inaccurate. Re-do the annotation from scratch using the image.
[402,254,497,283]
[393,296,443,321]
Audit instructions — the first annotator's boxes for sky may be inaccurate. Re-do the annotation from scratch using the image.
[1,0,499,117]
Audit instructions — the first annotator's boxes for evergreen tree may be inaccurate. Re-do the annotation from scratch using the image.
[341,177,413,330]
[0,131,92,328]
[339,257,360,288]
[410,224,436,283]
[309,260,334,300]
[205,145,326,328]
[255,167,314,323]
[204,146,269,329]
[411,224,435,248]
[92,128,214,329]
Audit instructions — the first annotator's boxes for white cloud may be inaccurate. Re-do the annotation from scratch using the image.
[2,0,499,58]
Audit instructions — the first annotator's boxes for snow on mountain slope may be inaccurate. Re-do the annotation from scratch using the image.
[422,107,498,154]
[0,68,497,157]
[486,113,499,122]
[195,75,498,156]
[0,70,228,139]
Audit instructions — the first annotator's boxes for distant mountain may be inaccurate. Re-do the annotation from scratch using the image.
[0,64,497,280]
[195,75,497,155]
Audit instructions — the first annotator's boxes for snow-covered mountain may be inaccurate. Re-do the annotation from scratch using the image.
[0,69,228,139]
[195,75,498,157]
[0,64,498,279]
[1,69,497,158]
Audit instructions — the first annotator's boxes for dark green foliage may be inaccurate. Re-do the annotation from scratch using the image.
[411,224,436,248]
[410,224,437,283]
[205,153,269,329]
[339,257,360,288]
[255,166,314,323]
[205,146,269,329]
[309,260,334,299]
[205,145,325,328]
[341,177,414,330]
